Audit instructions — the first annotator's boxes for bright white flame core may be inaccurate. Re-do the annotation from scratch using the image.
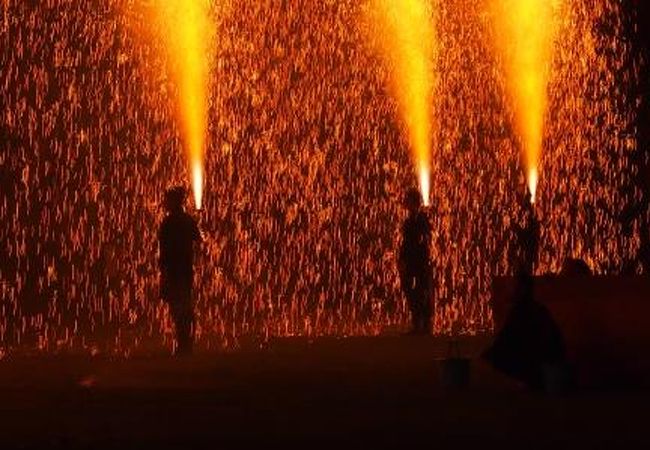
[419,164,430,207]
[528,167,538,204]
[192,162,204,210]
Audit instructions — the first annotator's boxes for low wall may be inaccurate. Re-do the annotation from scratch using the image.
[491,276,650,387]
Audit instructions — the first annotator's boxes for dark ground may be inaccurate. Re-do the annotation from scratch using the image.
[0,336,648,449]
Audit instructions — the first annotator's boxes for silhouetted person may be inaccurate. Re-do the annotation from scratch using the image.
[159,186,201,356]
[515,193,539,275]
[484,271,566,390]
[399,188,433,335]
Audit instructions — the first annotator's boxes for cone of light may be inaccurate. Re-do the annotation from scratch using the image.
[493,0,555,205]
[368,0,436,207]
[154,0,212,210]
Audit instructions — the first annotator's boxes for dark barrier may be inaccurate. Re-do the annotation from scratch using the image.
[491,276,650,388]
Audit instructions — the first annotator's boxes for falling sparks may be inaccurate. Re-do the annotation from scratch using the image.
[151,0,213,210]
[492,0,556,204]
[0,0,644,355]
[366,0,437,207]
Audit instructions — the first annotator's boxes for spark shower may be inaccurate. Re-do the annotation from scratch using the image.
[0,0,642,354]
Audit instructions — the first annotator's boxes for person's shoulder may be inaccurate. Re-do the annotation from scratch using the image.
[175,211,194,223]
[180,211,199,231]
[417,211,431,226]
[402,215,414,229]
[160,214,173,229]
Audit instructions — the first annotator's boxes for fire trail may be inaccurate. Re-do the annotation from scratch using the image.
[367,0,437,206]
[152,0,213,210]
[492,0,557,204]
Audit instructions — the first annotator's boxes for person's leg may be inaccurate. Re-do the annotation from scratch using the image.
[176,287,194,355]
[414,276,431,334]
[421,299,432,335]
[167,285,192,356]
[169,301,184,355]
[166,282,183,355]
[177,312,192,355]
[410,297,423,334]
[403,281,418,333]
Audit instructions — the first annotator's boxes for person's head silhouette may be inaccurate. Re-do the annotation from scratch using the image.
[164,186,187,214]
[404,188,422,216]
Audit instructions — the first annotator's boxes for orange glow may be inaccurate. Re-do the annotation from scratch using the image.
[153,0,213,210]
[0,0,640,354]
[493,0,557,204]
[367,0,436,207]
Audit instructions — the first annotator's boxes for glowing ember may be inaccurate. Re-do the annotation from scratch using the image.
[492,0,556,206]
[367,0,437,207]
